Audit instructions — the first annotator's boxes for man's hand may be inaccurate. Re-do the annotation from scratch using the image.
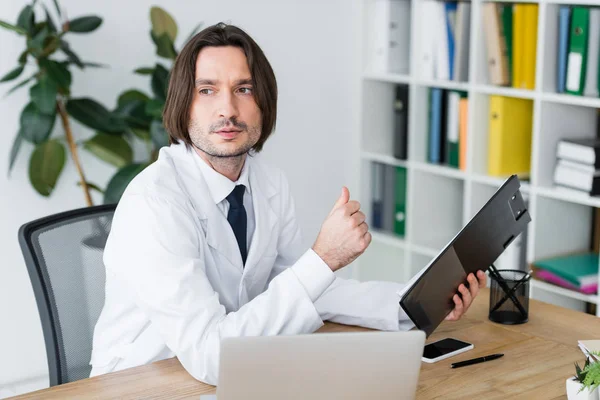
[445,270,487,321]
[312,187,371,272]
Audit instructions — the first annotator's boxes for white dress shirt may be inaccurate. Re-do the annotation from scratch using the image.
[195,154,255,250]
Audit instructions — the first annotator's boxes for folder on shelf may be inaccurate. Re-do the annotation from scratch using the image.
[383,164,397,232]
[434,1,451,80]
[584,8,600,97]
[367,0,411,74]
[522,5,539,90]
[459,96,468,171]
[394,166,407,237]
[453,2,471,82]
[445,2,458,80]
[393,85,409,160]
[487,96,533,177]
[566,7,590,95]
[482,3,510,86]
[446,91,463,168]
[371,162,384,230]
[512,4,526,88]
[428,88,443,164]
[418,0,437,80]
[500,4,513,86]
[532,252,599,295]
[557,6,571,93]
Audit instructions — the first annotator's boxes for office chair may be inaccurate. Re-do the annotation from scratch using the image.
[18,204,116,386]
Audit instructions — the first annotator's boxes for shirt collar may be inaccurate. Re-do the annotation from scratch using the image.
[195,154,251,205]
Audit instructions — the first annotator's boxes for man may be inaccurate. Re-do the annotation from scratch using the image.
[90,22,486,385]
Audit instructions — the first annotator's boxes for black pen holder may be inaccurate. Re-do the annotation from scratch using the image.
[488,269,530,325]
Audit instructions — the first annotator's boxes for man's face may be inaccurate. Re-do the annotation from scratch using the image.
[188,46,262,158]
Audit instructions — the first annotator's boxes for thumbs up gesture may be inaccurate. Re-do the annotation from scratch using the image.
[312,187,371,272]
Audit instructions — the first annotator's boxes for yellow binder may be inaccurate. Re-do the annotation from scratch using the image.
[522,5,539,90]
[488,96,533,177]
[512,4,525,88]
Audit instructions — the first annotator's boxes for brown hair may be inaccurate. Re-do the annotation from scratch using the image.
[163,22,277,152]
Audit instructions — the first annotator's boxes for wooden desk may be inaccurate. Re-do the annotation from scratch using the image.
[11,288,600,399]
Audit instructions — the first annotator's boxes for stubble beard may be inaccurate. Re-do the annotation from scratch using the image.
[188,118,261,159]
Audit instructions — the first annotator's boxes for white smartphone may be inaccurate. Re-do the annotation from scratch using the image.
[421,338,474,363]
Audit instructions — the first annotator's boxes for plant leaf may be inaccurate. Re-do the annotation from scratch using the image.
[151,31,177,60]
[115,100,152,130]
[29,139,66,196]
[27,26,49,56]
[81,61,107,68]
[17,5,34,35]
[4,74,35,97]
[104,163,147,204]
[150,119,169,149]
[151,63,169,101]
[150,6,177,42]
[40,35,60,57]
[20,101,56,144]
[130,128,150,141]
[134,67,154,75]
[84,132,133,168]
[44,4,57,33]
[0,65,25,83]
[52,0,62,18]
[67,16,102,33]
[77,181,104,194]
[145,98,165,119]
[117,89,150,107]
[0,19,27,35]
[39,58,71,90]
[18,50,29,64]
[30,74,58,114]
[59,40,84,68]
[66,98,127,134]
[185,22,203,44]
[8,130,23,177]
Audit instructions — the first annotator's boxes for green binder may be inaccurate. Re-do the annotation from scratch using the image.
[566,7,590,95]
[534,252,598,286]
[500,5,513,86]
[393,166,407,237]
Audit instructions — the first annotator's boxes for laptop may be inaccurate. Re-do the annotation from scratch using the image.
[215,331,426,400]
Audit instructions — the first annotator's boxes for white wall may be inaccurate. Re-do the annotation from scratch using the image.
[0,0,360,396]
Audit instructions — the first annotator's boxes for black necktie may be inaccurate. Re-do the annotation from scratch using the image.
[226,185,247,265]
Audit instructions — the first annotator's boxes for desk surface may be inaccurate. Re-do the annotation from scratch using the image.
[11,288,600,399]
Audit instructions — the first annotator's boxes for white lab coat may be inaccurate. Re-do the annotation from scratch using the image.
[90,143,414,385]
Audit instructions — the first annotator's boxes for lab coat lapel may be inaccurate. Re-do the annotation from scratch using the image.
[242,158,278,276]
[169,144,243,270]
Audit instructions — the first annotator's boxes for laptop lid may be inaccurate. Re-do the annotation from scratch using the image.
[216,331,426,400]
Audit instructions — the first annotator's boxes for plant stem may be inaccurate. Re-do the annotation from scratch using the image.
[56,99,94,207]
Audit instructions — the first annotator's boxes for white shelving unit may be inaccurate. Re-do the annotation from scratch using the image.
[354,0,600,315]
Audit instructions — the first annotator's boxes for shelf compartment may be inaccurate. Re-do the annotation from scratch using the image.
[531,278,597,303]
[370,229,407,249]
[357,238,406,283]
[535,101,598,188]
[409,169,464,250]
[532,195,594,260]
[363,71,411,84]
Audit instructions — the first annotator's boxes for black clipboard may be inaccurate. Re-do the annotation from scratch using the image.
[399,175,531,337]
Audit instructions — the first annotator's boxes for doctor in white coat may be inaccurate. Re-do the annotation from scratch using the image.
[90,22,487,385]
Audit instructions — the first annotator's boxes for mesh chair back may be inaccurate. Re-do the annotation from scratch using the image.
[18,205,116,386]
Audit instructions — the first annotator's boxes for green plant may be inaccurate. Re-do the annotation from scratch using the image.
[2,3,201,205]
[100,6,203,204]
[0,0,118,206]
[574,352,600,393]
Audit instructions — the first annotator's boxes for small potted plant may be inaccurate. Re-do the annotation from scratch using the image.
[567,353,600,400]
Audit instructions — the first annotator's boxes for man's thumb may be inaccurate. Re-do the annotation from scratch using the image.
[330,186,350,214]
